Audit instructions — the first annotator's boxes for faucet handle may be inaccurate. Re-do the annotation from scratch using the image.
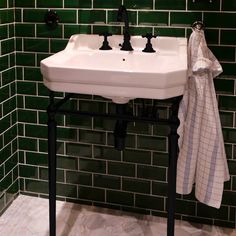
[142,33,157,53]
[142,33,157,40]
[99,32,112,50]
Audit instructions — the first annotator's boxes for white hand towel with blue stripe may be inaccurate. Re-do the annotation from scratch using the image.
[176,29,230,209]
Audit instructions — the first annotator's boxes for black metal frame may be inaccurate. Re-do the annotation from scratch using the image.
[47,91,181,236]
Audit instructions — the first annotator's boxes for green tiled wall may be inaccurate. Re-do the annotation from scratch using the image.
[1,0,236,228]
[0,1,18,214]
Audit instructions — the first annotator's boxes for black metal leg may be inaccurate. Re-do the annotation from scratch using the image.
[47,92,57,236]
[167,97,181,236]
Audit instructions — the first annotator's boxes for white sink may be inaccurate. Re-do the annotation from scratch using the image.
[40,34,187,103]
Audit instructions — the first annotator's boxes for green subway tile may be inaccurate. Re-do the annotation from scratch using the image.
[79,158,106,173]
[79,130,106,145]
[1,38,14,55]
[93,25,121,35]
[209,46,235,62]
[188,0,220,11]
[0,0,7,7]
[127,122,152,135]
[25,179,48,194]
[0,165,4,179]
[2,68,15,86]
[139,11,168,26]
[19,137,37,151]
[220,112,234,127]
[0,25,8,40]
[39,167,64,182]
[17,81,37,95]
[152,181,167,196]
[16,53,35,66]
[153,152,168,167]
[108,10,137,25]
[107,190,134,206]
[3,96,16,116]
[129,26,153,36]
[223,128,236,143]
[56,10,77,23]
[123,149,151,164]
[108,162,135,177]
[107,133,136,148]
[66,171,92,185]
[154,28,185,37]
[0,144,12,165]
[36,24,63,38]
[0,172,12,192]
[137,165,166,181]
[57,156,78,170]
[24,67,42,81]
[57,127,77,141]
[25,96,49,110]
[79,100,106,113]
[222,191,236,206]
[93,146,121,161]
[19,165,38,178]
[136,194,164,211]
[170,12,202,26]
[214,79,234,95]
[93,118,115,131]
[176,199,196,216]
[221,30,236,46]
[197,203,229,220]
[124,0,153,9]
[5,154,18,174]
[79,186,105,202]
[0,115,6,134]
[37,0,63,8]
[66,143,92,157]
[204,12,236,28]
[94,0,122,9]
[155,0,186,10]
[122,178,150,194]
[222,1,236,11]
[66,116,92,129]
[23,9,47,22]
[25,124,47,139]
[219,96,236,111]
[50,39,68,53]
[228,160,236,175]
[137,135,166,151]
[64,25,91,38]
[0,55,9,71]
[204,29,219,44]
[15,0,35,7]
[23,38,49,52]
[3,125,17,145]
[56,183,77,198]
[0,86,10,104]
[6,180,19,203]
[94,174,121,189]
[221,63,236,76]
[26,152,48,166]
[64,0,92,8]
[0,9,14,24]
[78,10,106,24]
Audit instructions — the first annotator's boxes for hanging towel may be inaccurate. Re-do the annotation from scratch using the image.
[176,29,230,209]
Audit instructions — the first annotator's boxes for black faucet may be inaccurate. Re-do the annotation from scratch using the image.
[117,5,133,51]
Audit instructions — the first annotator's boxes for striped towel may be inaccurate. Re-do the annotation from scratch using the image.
[176,29,230,209]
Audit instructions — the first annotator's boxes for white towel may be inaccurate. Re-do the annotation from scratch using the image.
[176,29,230,209]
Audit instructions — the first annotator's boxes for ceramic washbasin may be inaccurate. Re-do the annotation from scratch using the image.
[40,34,187,103]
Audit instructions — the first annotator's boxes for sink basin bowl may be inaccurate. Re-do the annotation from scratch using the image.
[40,34,187,103]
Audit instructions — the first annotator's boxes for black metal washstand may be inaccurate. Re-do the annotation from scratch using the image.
[47,91,182,236]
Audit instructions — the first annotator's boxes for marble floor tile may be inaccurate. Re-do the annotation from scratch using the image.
[0,195,235,236]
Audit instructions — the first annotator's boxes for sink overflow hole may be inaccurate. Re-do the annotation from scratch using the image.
[123,58,125,61]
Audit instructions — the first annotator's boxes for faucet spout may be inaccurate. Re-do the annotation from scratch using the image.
[117,5,133,51]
